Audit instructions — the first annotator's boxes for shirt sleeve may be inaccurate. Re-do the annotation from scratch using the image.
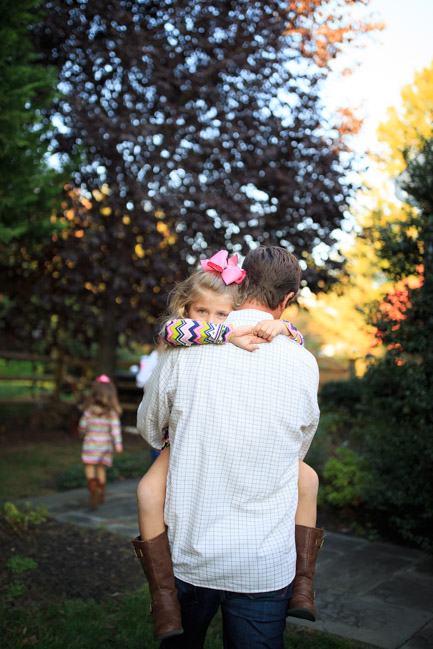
[281,320,304,346]
[110,415,123,449]
[137,350,174,450]
[163,319,234,346]
[298,359,320,460]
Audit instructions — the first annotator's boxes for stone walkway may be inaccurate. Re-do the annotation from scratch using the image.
[19,479,433,649]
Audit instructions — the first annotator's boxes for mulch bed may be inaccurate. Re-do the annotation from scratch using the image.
[1,517,143,608]
[0,508,372,610]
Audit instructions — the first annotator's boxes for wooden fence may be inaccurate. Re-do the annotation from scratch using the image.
[0,349,153,414]
[0,349,360,413]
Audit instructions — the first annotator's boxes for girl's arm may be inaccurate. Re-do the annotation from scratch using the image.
[251,319,304,346]
[162,319,233,346]
[78,411,89,438]
[110,415,123,452]
[163,318,304,350]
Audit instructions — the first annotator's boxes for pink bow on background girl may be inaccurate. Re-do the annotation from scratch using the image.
[200,250,246,285]
[96,374,111,383]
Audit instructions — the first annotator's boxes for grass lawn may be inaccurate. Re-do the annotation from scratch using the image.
[0,433,149,501]
[1,586,373,649]
[0,440,82,501]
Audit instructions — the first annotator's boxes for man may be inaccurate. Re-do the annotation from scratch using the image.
[137,246,320,648]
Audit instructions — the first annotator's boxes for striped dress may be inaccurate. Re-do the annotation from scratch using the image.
[79,407,122,466]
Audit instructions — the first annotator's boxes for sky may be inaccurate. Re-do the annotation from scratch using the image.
[323,0,433,154]
[302,1,433,342]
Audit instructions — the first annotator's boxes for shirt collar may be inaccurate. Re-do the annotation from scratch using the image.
[226,309,274,326]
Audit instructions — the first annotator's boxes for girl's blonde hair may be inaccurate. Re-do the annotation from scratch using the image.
[164,268,243,322]
[84,380,122,416]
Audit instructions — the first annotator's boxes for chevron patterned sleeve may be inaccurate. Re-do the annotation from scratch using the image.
[281,320,305,346]
[163,319,234,346]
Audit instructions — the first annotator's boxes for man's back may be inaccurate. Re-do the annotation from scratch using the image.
[140,309,319,592]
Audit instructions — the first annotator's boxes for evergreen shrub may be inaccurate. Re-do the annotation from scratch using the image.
[319,378,365,411]
[360,359,433,550]
[58,451,152,490]
[321,448,368,508]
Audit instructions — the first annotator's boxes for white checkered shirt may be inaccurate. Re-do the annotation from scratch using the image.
[137,309,320,592]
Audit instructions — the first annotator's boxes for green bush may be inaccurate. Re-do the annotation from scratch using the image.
[315,364,433,551]
[306,407,364,478]
[3,579,27,600]
[6,556,38,574]
[321,448,368,508]
[319,378,364,412]
[359,359,433,551]
[3,502,48,534]
[58,451,152,490]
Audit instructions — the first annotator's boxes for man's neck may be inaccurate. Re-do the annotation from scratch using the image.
[238,300,281,319]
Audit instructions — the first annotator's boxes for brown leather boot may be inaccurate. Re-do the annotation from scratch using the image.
[86,478,100,510]
[97,480,106,504]
[132,532,183,641]
[287,524,325,622]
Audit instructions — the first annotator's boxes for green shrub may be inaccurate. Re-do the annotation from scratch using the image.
[3,579,27,600]
[6,556,38,574]
[58,464,87,489]
[359,359,433,551]
[321,448,368,508]
[311,362,433,551]
[306,408,364,478]
[3,502,48,534]
[58,451,152,490]
[319,378,364,412]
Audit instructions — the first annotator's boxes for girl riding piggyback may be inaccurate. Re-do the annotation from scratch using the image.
[132,251,323,642]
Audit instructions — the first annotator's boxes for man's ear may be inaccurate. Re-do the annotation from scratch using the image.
[279,292,295,311]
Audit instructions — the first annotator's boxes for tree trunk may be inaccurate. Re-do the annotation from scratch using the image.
[96,301,118,378]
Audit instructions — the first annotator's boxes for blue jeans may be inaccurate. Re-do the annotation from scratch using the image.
[160,577,293,649]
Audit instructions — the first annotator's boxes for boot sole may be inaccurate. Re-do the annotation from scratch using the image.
[155,628,184,641]
[287,607,316,622]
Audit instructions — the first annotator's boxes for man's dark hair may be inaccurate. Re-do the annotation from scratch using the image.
[241,246,302,310]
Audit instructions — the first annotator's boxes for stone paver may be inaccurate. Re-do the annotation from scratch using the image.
[17,479,433,649]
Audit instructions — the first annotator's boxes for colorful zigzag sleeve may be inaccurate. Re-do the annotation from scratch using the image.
[163,319,234,346]
[281,320,304,346]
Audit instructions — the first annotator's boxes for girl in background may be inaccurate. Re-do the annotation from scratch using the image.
[79,375,123,510]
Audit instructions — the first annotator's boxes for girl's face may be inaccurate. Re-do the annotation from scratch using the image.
[188,290,234,323]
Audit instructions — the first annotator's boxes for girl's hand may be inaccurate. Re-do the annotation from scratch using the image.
[230,325,269,352]
[252,319,287,341]
[115,445,123,454]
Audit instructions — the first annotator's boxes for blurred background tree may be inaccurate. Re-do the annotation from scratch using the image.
[361,137,433,550]
[315,61,433,550]
[0,0,70,351]
[0,0,65,247]
[1,0,380,374]
[3,1,433,550]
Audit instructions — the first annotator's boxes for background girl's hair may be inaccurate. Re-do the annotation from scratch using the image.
[84,380,122,416]
[157,268,242,339]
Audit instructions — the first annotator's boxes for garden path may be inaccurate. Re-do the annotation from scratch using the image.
[19,479,433,649]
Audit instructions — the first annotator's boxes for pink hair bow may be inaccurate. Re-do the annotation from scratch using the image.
[96,374,111,383]
[200,250,246,285]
